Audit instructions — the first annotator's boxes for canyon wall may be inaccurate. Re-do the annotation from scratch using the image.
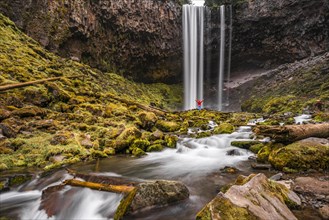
[0,0,186,82]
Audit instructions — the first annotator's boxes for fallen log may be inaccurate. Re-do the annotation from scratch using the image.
[253,123,329,143]
[0,76,81,92]
[65,168,140,186]
[63,179,135,194]
[106,93,167,116]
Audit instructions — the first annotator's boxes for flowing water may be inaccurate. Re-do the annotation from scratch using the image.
[0,127,257,220]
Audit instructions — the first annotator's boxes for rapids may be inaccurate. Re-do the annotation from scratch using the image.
[0,127,256,220]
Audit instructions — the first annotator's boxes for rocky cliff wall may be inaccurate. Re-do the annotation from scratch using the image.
[207,0,329,70]
[0,0,185,82]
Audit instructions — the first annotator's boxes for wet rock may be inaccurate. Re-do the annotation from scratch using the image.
[115,180,189,219]
[196,173,300,220]
[150,129,164,141]
[0,108,11,121]
[8,174,33,187]
[269,172,283,181]
[251,163,271,170]
[220,166,239,174]
[0,123,18,138]
[319,205,329,219]
[293,177,329,196]
[226,149,241,156]
[80,134,93,148]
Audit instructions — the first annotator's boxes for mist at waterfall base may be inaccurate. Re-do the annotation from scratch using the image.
[0,126,255,220]
[183,4,232,111]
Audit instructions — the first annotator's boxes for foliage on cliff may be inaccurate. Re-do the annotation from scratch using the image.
[241,54,329,115]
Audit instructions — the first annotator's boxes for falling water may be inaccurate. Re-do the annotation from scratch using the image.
[183,5,204,110]
[183,4,232,111]
[218,5,226,111]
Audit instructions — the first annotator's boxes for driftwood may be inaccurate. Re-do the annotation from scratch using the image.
[66,168,140,186]
[253,123,329,143]
[0,76,81,92]
[106,93,167,116]
[63,179,135,194]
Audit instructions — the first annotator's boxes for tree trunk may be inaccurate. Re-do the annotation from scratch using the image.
[253,123,329,143]
[0,76,81,92]
[63,179,135,194]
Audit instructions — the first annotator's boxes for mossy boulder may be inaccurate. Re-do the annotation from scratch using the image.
[213,123,235,134]
[131,147,147,157]
[23,86,51,107]
[230,141,262,150]
[164,135,178,148]
[269,138,329,171]
[155,120,180,132]
[249,143,265,154]
[130,139,150,151]
[146,144,164,152]
[114,180,189,220]
[117,126,142,143]
[257,145,272,163]
[138,111,158,130]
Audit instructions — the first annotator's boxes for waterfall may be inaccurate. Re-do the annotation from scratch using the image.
[183,5,204,110]
[183,4,232,111]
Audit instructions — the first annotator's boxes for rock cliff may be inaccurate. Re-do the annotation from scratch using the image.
[206,0,329,70]
[0,0,185,82]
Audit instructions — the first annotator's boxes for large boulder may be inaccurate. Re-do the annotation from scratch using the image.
[196,173,300,220]
[114,180,189,219]
[269,138,329,172]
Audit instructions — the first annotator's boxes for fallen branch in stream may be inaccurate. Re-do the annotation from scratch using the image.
[253,123,329,143]
[65,168,140,186]
[0,76,82,92]
[106,93,167,116]
[63,179,135,194]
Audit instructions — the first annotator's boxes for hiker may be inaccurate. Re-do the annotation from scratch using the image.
[196,99,204,110]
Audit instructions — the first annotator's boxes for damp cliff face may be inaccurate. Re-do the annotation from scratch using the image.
[0,0,185,83]
[206,0,329,69]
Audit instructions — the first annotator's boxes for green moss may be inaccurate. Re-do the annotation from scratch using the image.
[114,188,138,220]
[196,131,212,138]
[257,145,271,163]
[230,141,261,150]
[164,135,178,148]
[196,193,257,220]
[249,143,265,154]
[269,141,329,171]
[9,174,32,187]
[146,144,164,152]
[138,111,158,130]
[155,120,180,132]
[131,139,150,151]
[213,123,235,134]
[131,147,146,157]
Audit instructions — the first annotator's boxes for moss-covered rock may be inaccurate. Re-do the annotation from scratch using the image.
[249,143,265,154]
[257,145,272,163]
[230,141,261,150]
[130,139,150,151]
[155,120,180,132]
[131,147,146,157]
[138,111,158,130]
[164,135,178,148]
[146,144,164,152]
[269,138,329,171]
[213,123,235,134]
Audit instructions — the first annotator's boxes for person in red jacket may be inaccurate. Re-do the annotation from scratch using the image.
[196,99,204,110]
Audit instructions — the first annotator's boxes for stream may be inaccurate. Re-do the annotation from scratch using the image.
[1,126,262,220]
